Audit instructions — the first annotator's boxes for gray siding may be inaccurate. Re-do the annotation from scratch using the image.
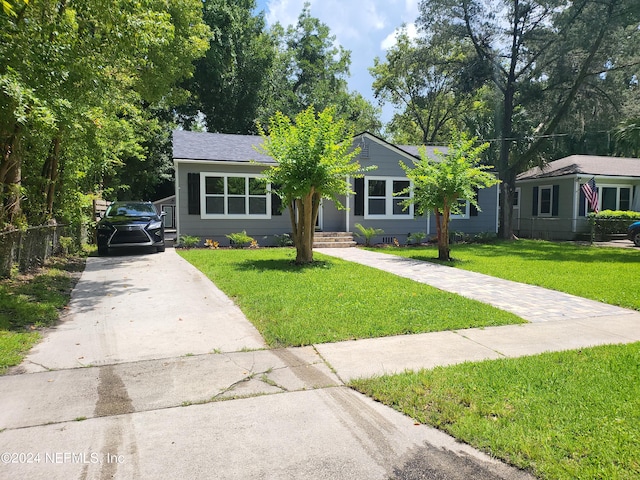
[176,161,292,246]
[517,177,581,240]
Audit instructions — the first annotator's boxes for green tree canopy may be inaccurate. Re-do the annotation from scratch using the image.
[257,106,367,264]
[401,132,498,261]
[417,0,640,239]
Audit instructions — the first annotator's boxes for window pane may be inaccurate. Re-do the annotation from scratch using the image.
[368,198,386,215]
[228,177,246,195]
[205,177,224,195]
[228,197,245,214]
[455,199,467,216]
[206,197,223,214]
[249,197,266,214]
[602,187,616,211]
[620,188,631,211]
[513,190,519,207]
[540,188,551,214]
[368,180,386,197]
[393,199,409,215]
[393,180,410,195]
[248,178,265,195]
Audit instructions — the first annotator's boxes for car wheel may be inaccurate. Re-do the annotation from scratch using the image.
[156,245,165,253]
[633,231,640,247]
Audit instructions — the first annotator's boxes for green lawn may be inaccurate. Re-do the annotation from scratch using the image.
[351,342,640,479]
[177,248,523,346]
[370,240,640,310]
[0,256,84,374]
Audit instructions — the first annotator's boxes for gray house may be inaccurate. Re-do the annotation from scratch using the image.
[515,155,640,240]
[172,131,499,246]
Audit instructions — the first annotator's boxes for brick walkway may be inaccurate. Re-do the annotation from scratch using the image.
[315,248,633,323]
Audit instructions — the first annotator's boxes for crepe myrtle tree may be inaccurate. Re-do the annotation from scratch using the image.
[257,106,369,264]
[400,132,498,261]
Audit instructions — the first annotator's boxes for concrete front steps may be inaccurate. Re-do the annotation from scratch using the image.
[313,231,357,248]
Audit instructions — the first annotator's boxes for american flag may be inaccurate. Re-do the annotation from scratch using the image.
[581,177,599,213]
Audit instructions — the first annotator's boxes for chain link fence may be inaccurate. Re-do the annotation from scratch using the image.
[0,224,69,278]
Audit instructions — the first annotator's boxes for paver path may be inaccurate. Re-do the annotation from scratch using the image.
[316,247,633,322]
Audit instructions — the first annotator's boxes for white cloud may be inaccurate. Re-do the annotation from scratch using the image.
[380,22,418,50]
[257,0,422,122]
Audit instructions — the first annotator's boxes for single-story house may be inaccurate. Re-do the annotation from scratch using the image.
[152,195,176,229]
[172,130,500,246]
[515,155,640,240]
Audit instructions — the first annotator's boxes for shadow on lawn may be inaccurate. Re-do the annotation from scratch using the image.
[234,258,333,273]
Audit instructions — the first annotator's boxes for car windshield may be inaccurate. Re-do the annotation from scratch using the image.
[106,203,157,217]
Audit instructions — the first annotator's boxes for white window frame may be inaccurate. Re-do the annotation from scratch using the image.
[538,185,553,217]
[201,174,271,219]
[450,199,470,219]
[597,184,633,212]
[364,176,414,219]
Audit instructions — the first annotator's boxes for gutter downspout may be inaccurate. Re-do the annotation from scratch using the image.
[345,175,350,233]
[572,177,580,233]
[174,160,180,242]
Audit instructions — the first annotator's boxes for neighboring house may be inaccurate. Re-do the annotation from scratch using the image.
[172,130,500,246]
[515,155,640,240]
[153,195,176,229]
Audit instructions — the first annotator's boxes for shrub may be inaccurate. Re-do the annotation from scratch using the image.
[274,233,294,247]
[59,236,74,255]
[178,235,200,248]
[588,211,640,235]
[226,231,254,248]
[354,223,384,246]
[407,232,427,245]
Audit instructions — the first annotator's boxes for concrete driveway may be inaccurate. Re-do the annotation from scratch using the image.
[0,249,533,480]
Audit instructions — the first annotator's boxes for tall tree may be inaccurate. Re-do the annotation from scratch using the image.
[418,0,640,239]
[371,28,482,145]
[177,0,274,134]
[400,132,497,261]
[0,0,209,228]
[259,3,381,134]
[257,106,366,264]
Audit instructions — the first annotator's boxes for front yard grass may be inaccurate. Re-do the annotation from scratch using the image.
[370,239,640,310]
[0,256,85,374]
[351,342,640,479]
[177,248,524,346]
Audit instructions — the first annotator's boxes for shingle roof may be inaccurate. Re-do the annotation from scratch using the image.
[397,145,448,159]
[517,155,640,180]
[172,130,276,164]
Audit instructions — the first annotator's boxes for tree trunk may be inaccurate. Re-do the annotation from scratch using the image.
[435,207,451,261]
[293,189,316,264]
[43,137,61,218]
[0,125,23,225]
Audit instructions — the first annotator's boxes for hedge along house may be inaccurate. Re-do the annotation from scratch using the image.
[172,130,500,246]
[515,155,640,240]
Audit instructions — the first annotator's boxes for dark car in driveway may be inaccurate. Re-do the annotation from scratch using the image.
[629,221,640,247]
[97,201,165,255]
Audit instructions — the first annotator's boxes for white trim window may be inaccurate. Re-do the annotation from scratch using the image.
[365,177,413,219]
[600,185,632,211]
[201,174,270,219]
[538,185,553,217]
[450,199,470,219]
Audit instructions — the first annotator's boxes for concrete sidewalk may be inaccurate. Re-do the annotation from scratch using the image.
[2,247,639,479]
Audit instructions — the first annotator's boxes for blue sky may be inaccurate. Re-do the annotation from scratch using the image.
[255,0,421,123]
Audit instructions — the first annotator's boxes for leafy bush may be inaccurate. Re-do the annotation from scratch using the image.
[354,223,384,246]
[226,231,255,248]
[406,232,427,245]
[177,235,200,248]
[274,233,294,247]
[588,211,640,235]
